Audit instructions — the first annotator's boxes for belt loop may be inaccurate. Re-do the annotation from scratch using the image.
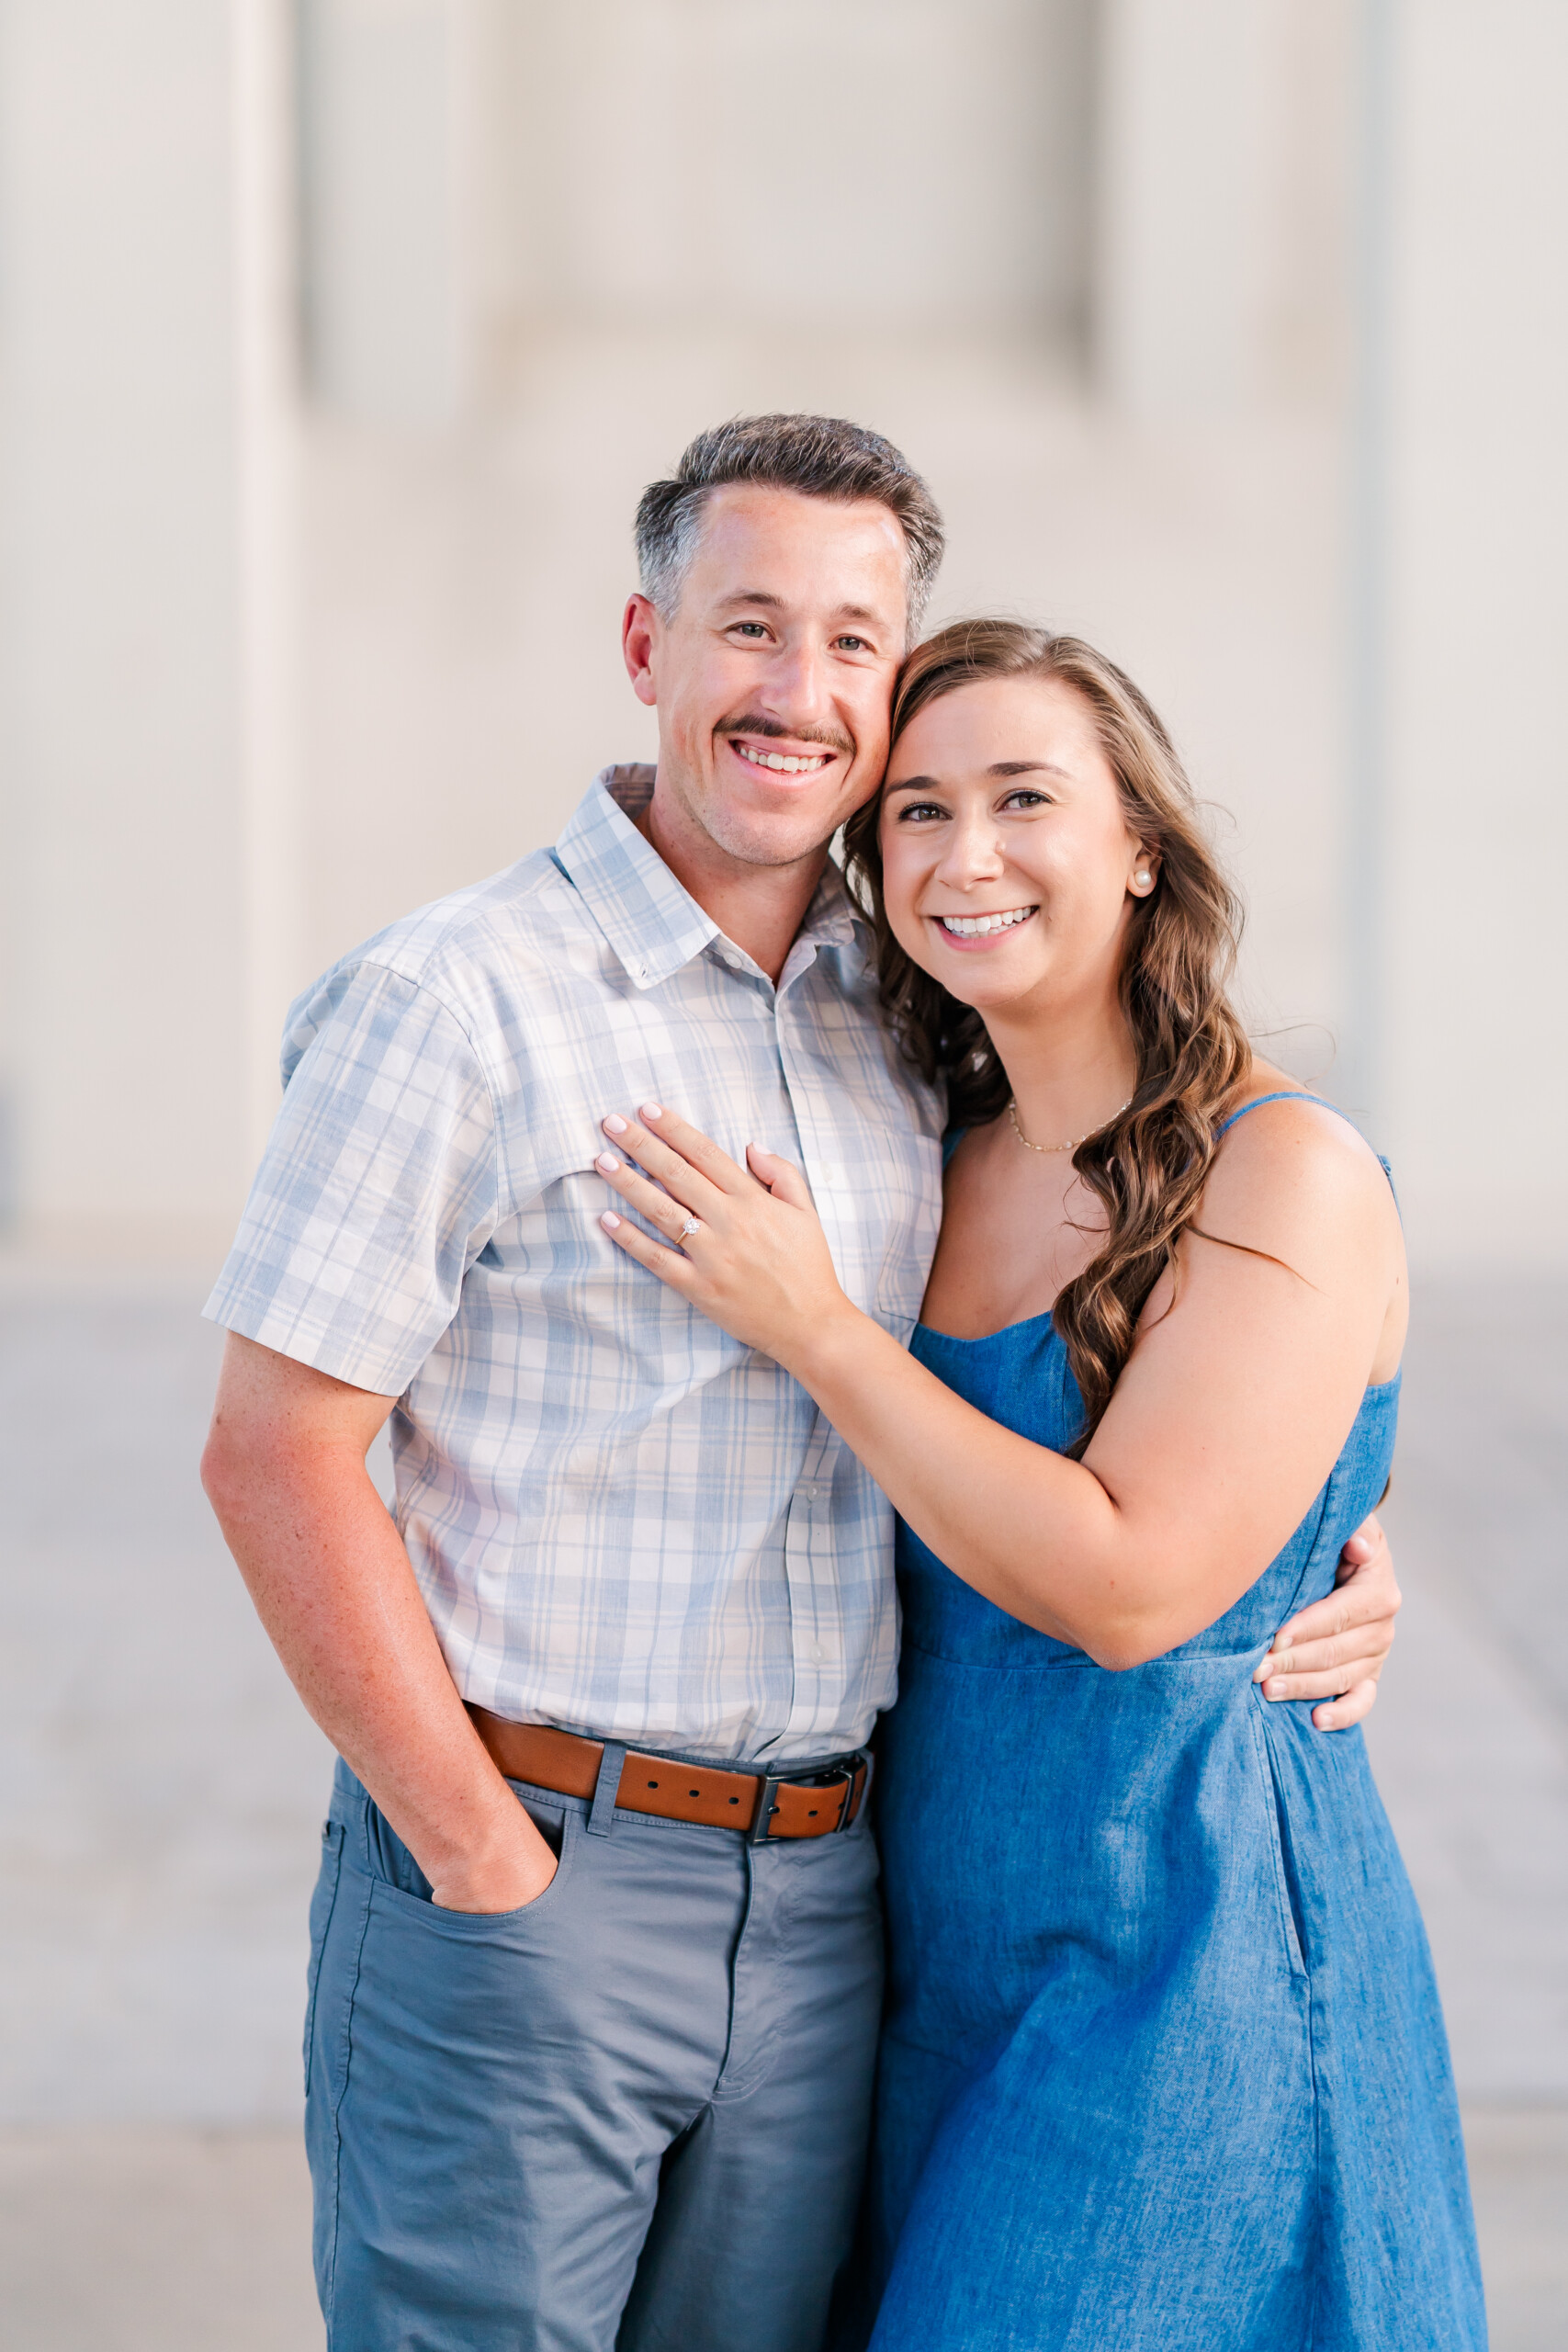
[586,1740,626,1838]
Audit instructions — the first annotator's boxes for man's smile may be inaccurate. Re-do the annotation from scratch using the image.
[729,740,834,776]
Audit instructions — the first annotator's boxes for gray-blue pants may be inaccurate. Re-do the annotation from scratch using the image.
[305,1754,883,2351]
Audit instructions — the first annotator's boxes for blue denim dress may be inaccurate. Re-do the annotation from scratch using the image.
[854,1107,1486,2351]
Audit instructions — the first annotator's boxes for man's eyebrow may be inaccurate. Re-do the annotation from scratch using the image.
[713,592,886,627]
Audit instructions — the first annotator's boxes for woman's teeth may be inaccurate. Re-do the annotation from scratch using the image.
[938,907,1037,937]
[733,742,831,775]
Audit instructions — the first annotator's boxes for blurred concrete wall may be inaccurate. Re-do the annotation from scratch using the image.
[478,0,1095,342]
[1376,0,1568,1254]
[301,0,1098,415]
[0,0,300,1250]
[0,3,250,1247]
[4,2,1561,1271]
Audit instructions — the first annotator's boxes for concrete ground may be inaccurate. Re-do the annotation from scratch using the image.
[2,1261,1563,2349]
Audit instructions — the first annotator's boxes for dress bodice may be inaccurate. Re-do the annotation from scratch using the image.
[897,1312,1400,1670]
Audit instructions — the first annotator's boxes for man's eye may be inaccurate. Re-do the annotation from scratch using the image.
[731,621,769,639]
[834,634,871,653]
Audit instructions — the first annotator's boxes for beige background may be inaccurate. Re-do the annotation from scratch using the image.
[0,5,1563,2346]
[3,0,1563,1265]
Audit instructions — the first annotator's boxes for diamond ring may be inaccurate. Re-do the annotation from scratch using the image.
[678,1215,701,1240]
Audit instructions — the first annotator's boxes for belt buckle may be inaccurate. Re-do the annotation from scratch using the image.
[747,1773,785,1843]
[748,1756,863,1842]
[827,1756,863,1833]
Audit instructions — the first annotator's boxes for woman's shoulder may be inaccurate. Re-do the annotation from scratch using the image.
[1201,1073,1397,1261]
[1213,1072,1379,1155]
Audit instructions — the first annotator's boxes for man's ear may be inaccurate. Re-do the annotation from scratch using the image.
[623,594,661,708]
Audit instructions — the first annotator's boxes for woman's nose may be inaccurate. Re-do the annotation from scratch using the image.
[937,815,1007,885]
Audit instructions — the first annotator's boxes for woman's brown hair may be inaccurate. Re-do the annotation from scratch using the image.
[842,619,1252,1453]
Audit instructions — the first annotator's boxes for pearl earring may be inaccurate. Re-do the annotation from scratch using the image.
[1134,870,1151,888]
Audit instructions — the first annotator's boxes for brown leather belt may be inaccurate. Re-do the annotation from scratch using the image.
[468,1708,868,1842]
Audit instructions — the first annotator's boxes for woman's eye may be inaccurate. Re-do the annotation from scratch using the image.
[1003,789,1049,810]
[896,800,948,824]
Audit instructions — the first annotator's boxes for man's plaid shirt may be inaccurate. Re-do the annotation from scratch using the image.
[206,769,944,1764]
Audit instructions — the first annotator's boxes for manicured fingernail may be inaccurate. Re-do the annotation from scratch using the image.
[601,1211,622,1230]
[1253,1659,1272,1682]
[640,1102,663,1120]
[596,1153,621,1173]
[603,1114,627,1135]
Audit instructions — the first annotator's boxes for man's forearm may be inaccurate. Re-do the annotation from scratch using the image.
[203,1395,552,1908]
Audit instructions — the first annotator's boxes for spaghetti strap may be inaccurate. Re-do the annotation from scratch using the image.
[1217,1089,1399,1211]
[1215,1089,1352,1138]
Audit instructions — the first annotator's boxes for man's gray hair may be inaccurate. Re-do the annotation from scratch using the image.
[635,413,945,645]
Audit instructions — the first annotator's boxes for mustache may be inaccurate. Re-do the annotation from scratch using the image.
[716,711,855,758]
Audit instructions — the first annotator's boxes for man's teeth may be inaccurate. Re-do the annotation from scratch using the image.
[734,742,831,775]
[939,908,1036,937]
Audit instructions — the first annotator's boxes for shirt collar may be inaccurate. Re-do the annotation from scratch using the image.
[555,768,718,989]
[555,766,868,990]
[797,855,862,955]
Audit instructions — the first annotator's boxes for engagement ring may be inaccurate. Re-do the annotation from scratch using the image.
[678,1216,701,1239]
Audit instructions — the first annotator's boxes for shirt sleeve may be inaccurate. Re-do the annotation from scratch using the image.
[203,960,500,1395]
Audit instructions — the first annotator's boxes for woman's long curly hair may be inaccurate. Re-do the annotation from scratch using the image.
[842,620,1252,1453]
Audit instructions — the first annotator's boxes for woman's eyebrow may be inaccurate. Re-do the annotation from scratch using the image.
[886,760,1072,793]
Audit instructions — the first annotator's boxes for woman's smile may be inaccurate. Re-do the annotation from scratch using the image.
[931,903,1040,945]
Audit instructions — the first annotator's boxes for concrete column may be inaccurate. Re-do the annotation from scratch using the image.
[1095,0,1280,415]
[296,0,477,428]
[0,0,301,1248]
[1371,1,1568,1262]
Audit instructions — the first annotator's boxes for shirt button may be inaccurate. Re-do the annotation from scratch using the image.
[810,1642,828,1665]
[721,950,743,969]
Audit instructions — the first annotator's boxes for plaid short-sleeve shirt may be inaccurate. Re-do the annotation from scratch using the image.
[206,769,944,1763]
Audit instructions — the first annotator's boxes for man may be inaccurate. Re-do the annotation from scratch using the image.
[201,415,1399,2352]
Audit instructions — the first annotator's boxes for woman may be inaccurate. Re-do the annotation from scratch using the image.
[592,624,1484,2348]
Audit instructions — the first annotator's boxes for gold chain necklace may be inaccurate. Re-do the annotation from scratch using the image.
[1006,1096,1132,1155]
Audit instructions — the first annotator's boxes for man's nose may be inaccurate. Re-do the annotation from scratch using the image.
[757,639,832,728]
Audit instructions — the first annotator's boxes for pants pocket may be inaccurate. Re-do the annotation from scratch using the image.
[303,1820,345,2098]
[362,1798,581,1934]
[362,1783,570,1910]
